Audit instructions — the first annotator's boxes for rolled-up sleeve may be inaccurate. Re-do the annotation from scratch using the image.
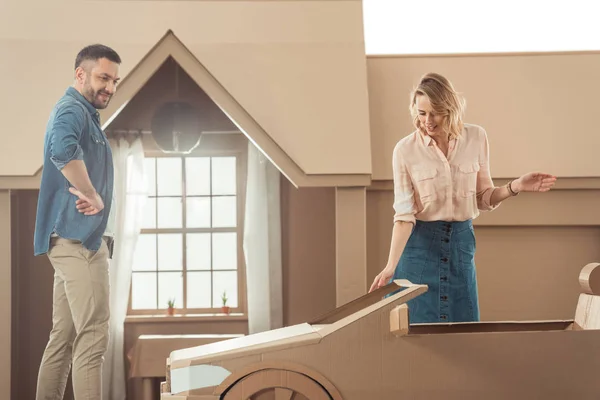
[476,127,499,211]
[49,104,85,170]
[392,143,416,225]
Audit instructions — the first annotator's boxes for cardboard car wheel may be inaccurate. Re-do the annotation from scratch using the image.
[222,369,334,400]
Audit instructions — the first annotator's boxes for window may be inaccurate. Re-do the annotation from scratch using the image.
[363,0,600,55]
[129,152,246,315]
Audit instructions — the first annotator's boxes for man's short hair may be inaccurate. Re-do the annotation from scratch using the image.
[75,44,121,70]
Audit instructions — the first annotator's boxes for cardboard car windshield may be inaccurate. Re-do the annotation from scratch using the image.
[159,262,600,400]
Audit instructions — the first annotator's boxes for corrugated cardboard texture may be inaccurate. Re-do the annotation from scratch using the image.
[163,264,600,399]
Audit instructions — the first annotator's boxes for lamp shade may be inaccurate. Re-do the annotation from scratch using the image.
[151,101,202,153]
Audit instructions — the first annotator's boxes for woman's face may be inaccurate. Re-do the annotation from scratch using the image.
[416,95,445,137]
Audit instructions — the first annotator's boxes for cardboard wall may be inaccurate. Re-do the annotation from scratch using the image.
[280,180,337,326]
[0,191,10,400]
[10,190,74,400]
[367,52,600,179]
[0,0,371,177]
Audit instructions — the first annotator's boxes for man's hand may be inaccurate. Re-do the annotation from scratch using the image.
[69,187,104,215]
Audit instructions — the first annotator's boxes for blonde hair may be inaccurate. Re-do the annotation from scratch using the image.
[409,72,466,139]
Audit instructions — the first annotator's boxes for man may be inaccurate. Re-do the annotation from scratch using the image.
[33,44,121,400]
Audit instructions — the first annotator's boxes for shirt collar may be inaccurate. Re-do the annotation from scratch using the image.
[419,129,433,146]
[66,87,98,116]
[418,129,458,147]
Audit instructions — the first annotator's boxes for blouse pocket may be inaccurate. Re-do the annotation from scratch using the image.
[456,162,480,197]
[412,167,438,203]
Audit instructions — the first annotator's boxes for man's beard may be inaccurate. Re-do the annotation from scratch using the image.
[83,85,111,109]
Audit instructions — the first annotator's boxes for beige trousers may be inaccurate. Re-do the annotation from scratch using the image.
[36,237,110,400]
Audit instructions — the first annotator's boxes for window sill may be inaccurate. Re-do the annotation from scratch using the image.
[124,313,247,324]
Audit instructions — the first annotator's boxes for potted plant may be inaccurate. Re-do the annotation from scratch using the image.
[167,298,176,316]
[221,291,230,315]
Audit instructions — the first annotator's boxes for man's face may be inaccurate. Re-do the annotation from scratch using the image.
[76,57,120,109]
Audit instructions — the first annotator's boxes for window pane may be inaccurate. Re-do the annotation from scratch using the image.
[158,233,182,271]
[186,197,210,228]
[158,271,183,310]
[212,196,236,228]
[132,234,156,271]
[212,157,236,195]
[186,157,210,196]
[213,271,238,308]
[144,158,156,197]
[186,233,211,271]
[213,232,237,270]
[186,271,212,308]
[141,197,156,229]
[157,197,182,229]
[132,272,157,309]
[157,157,182,196]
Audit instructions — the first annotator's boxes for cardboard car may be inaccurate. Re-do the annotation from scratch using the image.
[159,262,600,399]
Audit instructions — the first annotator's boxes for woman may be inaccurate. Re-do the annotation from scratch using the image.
[369,72,556,324]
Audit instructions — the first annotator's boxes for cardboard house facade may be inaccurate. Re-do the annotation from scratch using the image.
[4,1,600,399]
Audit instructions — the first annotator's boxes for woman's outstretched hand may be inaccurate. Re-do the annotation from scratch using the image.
[369,265,395,293]
[513,172,557,193]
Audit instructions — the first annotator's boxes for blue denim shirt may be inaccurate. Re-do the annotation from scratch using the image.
[34,87,114,256]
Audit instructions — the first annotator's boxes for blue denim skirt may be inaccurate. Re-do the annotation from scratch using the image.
[392,219,480,324]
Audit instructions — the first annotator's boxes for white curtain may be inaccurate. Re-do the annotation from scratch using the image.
[243,142,283,334]
[103,137,148,400]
